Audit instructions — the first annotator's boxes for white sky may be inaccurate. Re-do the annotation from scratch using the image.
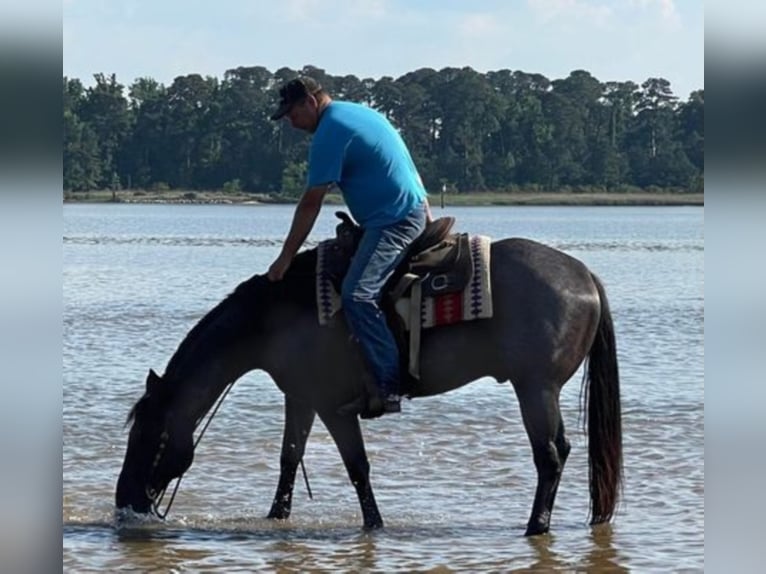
[63,0,704,99]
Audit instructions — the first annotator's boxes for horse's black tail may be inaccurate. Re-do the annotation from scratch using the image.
[583,272,623,524]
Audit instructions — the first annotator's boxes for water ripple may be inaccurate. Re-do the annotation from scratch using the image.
[63,235,702,253]
[63,205,704,572]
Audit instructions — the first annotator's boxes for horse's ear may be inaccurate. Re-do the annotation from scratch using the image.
[145,369,162,393]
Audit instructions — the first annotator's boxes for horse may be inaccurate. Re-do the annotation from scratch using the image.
[114,225,623,537]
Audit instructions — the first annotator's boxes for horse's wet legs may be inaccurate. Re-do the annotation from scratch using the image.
[267,397,316,520]
[549,419,571,521]
[516,385,570,536]
[320,411,384,529]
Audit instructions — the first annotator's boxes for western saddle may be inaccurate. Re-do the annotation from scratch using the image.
[322,211,475,381]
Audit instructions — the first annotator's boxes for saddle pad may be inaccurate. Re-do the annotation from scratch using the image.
[316,235,493,328]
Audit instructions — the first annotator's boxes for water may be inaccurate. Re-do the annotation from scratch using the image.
[63,203,704,571]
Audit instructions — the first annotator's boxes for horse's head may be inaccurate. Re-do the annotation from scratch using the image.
[115,369,195,515]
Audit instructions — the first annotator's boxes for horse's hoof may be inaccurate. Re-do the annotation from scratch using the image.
[266,507,291,520]
[363,520,384,531]
[524,523,550,537]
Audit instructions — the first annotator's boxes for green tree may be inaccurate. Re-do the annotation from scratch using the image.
[396,68,442,189]
[162,74,219,188]
[589,81,638,187]
[628,78,695,186]
[371,76,402,122]
[63,77,101,191]
[430,67,502,190]
[635,77,678,159]
[61,66,703,194]
[125,77,167,188]
[280,160,307,197]
[78,73,131,188]
[334,74,368,103]
[504,72,554,187]
[544,70,604,187]
[63,77,102,192]
[217,66,280,191]
[677,89,704,173]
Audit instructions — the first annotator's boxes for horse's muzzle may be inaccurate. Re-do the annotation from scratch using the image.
[115,470,152,514]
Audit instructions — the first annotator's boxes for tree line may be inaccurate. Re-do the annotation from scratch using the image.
[63,65,703,195]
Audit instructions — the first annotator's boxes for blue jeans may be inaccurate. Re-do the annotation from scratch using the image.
[341,202,427,397]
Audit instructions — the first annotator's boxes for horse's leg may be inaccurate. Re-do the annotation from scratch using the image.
[267,396,316,520]
[515,384,571,536]
[319,410,384,529]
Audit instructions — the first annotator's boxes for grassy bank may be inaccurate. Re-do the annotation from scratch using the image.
[64,189,704,207]
[426,191,703,206]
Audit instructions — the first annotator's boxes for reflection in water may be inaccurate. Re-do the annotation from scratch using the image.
[111,537,214,573]
[266,532,379,572]
[64,524,217,572]
[98,522,384,572]
[581,525,628,573]
[508,526,628,573]
[346,534,378,572]
[66,521,634,572]
[63,234,702,254]
[512,534,566,572]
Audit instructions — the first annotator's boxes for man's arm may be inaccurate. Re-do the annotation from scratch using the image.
[423,196,434,223]
[267,185,329,281]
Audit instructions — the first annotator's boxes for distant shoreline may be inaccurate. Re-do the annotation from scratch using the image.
[63,190,704,207]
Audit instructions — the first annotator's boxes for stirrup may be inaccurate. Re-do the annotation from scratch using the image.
[382,395,401,414]
[337,394,385,419]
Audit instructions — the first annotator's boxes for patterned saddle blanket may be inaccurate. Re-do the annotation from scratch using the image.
[313,213,493,379]
[316,234,492,329]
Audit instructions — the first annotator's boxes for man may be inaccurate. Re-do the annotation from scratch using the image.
[267,76,431,417]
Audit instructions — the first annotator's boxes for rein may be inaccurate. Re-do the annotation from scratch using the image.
[150,381,235,519]
[149,382,313,519]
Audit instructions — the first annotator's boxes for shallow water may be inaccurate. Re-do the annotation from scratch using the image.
[63,204,704,571]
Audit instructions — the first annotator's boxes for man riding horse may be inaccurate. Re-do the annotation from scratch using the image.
[267,76,433,418]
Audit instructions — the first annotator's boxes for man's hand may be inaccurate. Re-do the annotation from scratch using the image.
[266,184,328,282]
[267,253,293,281]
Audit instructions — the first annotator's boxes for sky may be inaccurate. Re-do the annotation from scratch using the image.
[63,0,704,99]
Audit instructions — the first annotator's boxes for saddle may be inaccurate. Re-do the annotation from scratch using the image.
[327,211,473,302]
[323,211,475,381]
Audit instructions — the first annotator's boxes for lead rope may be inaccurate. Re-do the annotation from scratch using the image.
[152,383,314,518]
[152,382,234,519]
[301,458,313,500]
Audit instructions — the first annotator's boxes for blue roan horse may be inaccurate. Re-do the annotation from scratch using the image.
[115,231,622,536]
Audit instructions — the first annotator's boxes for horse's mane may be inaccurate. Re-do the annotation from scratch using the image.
[125,248,317,425]
[166,248,319,375]
[126,247,320,425]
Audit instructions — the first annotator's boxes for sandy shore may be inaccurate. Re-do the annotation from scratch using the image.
[63,190,704,206]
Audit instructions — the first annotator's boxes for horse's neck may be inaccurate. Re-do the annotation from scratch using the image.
[163,278,270,424]
[160,268,315,423]
[165,353,257,428]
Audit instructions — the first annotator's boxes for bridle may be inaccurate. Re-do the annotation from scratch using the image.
[143,381,313,518]
[146,382,234,518]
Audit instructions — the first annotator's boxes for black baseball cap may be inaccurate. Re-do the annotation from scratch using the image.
[270,76,323,120]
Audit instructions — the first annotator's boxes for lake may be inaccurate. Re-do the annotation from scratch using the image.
[63,203,704,571]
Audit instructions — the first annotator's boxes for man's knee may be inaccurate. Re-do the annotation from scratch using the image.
[341,287,376,308]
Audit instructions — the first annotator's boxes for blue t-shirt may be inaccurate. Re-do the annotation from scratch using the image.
[307,101,427,228]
